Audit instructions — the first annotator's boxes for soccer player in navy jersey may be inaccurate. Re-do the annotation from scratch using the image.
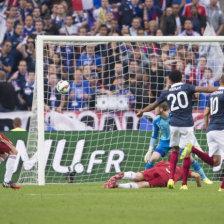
[137,70,218,190]
[144,102,213,184]
[181,75,224,191]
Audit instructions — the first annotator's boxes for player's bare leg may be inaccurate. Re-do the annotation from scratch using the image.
[167,146,179,189]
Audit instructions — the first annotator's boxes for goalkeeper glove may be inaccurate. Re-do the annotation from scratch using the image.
[144,147,153,163]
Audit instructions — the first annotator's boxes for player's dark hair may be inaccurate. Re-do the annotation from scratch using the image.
[159,102,168,111]
[169,70,182,83]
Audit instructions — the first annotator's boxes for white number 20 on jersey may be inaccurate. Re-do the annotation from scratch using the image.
[167,91,189,111]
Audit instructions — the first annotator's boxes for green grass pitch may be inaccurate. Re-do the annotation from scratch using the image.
[0,182,223,224]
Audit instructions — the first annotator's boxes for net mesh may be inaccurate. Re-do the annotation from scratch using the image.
[18,39,224,184]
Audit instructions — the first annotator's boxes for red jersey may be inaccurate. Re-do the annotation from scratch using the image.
[141,161,192,187]
[0,134,14,154]
[183,3,207,18]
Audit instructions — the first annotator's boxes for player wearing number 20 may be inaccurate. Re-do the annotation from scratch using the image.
[137,70,218,190]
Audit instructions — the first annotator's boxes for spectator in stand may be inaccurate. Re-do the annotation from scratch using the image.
[125,60,139,84]
[32,7,41,22]
[7,23,24,50]
[104,11,114,29]
[189,5,206,34]
[51,3,58,21]
[88,72,106,110]
[178,19,200,36]
[52,3,66,28]
[33,20,45,35]
[129,71,150,109]
[109,75,136,109]
[17,71,35,110]
[7,6,20,23]
[44,72,65,112]
[0,70,16,112]
[129,17,141,36]
[77,45,103,73]
[143,0,163,29]
[147,20,158,35]
[0,40,13,76]
[147,53,166,103]
[120,25,130,35]
[68,68,91,111]
[16,35,35,72]
[183,0,207,18]
[184,50,197,80]
[103,41,121,85]
[72,10,88,28]
[17,0,27,22]
[119,0,143,27]
[78,26,87,36]
[109,18,120,34]
[198,67,219,110]
[24,15,35,36]
[206,0,224,36]
[162,4,185,35]
[59,15,79,35]
[8,60,28,109]
[187,55,207,86]
[3,18,14,42]
[94,0,113,34]
[43,14,59,35]
[96,24,108,36]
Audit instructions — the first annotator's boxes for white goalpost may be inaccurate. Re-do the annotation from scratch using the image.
[18,35,224,185]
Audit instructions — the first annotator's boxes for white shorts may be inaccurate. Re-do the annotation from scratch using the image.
[206,130,224,157]
[170,126,194,149]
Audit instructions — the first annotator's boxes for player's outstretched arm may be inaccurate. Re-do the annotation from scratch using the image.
[204,107,210,129]
[190,172,201,187]
[0,136,17,155]
[195,86,219,93]
[137,101,159,118]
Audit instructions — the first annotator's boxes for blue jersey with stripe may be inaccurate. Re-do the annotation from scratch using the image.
[207,87,224,133]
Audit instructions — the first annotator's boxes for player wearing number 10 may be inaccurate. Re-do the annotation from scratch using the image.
[181,75,224,191]
[137,70,218,190]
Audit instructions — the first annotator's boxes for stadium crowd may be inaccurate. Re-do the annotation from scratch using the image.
[0,0,224,112]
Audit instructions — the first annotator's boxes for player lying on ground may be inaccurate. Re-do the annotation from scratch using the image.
[181,75,224,191]
[137,70,218,190]
[103,161,201,189]
[0,134,21,189]
[144,102,212,184]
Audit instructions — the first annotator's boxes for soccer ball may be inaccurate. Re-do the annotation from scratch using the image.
[56,80,70,94]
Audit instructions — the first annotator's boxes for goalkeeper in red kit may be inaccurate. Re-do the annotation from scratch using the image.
[0,134,21,189]
[103,161,201,189]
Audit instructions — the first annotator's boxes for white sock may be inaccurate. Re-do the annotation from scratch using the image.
[123,171,137,180]
[0,157,4,164]
[118,183,139,189]
[4,155,16,183]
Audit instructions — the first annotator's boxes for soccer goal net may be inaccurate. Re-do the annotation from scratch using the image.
[18,35,224,185]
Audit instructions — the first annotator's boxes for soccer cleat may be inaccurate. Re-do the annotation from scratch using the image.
[108,172,124,183]
[2,181,21,190]
[180,143,193,159]
[102,181,118,189]
[167,179,175,189]
[180,185,188,190]
[203,178,213,185]
[218,188,224,192]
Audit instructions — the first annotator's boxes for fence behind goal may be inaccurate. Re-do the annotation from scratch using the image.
[18,36,224,185]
